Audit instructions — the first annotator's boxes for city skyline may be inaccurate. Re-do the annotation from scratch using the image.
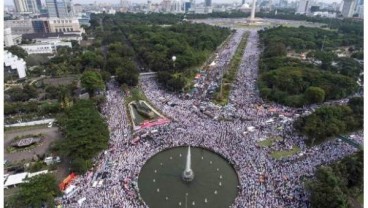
[5,0,342,6]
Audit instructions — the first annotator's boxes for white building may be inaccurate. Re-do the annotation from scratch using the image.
[341,0,357,17]
[20,41,72,54]
[312,11,337,18]
[4,19,34,35]
[4,28,14,47]
[4,51,27,79]
[296,0,310,14]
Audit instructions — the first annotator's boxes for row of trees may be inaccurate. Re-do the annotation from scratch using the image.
[307,151,363,208]
[54,100,109,174]
[294,97,363,144]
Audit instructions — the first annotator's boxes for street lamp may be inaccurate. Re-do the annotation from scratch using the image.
[172,55,176,69]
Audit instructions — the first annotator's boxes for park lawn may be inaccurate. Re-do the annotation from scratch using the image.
[270,147,301,160]
[356,193,363,205]
[258,136,283,147]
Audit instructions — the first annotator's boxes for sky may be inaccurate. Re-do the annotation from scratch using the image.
[4,0,341,7]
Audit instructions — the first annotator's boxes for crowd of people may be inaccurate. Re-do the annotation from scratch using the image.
[62,30,362,208]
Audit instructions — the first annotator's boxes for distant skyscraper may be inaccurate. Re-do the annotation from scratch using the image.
[296,0,310,14]
[13,0,39,13]
[341,0,356,17]
[26,0,39,13]
[35,0,42,10]
[205,0,211,7]
[242,0,246,5]
[46,0,74,18]
[13,0,28,12]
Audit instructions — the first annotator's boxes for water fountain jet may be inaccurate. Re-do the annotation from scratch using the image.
[182,146,194,182]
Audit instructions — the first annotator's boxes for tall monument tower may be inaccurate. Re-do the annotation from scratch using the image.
[250,0,257,21]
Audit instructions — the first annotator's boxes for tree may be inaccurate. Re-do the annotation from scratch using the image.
[23,84,38,99]
[308,166,350,208]
[8,174,60,208]
[115,60,139,86]
[304,86,325,104]
[264,42,287,58]
[5,45,28,59]
[6,87,28,102]
[80,70,105,97]
[55,100,109,174]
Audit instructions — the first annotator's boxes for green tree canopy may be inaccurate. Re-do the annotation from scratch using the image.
[304,86,325,104]
[55,100,109,174]
[307,166,349,208]
[5,45,28,59]
[80,70,105,97]
[115,59,139,86]
[7,174,60,208]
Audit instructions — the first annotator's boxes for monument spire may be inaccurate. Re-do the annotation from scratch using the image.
[250,0,256,21]
[182,146,194,182]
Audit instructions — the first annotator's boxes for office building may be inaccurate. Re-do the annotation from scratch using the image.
[205,0,211,7]
[13,0,27,12]
[13,0,39,13]
[4,19,35,35]
[296,0,310,14]
[341,0,356,17]
[46,0,74,18]
[48,18,81,33]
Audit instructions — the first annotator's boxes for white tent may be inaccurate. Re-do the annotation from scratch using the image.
[28,170,48,177]
[77,197,86,206]
[4,172,28,187]
[4,170,48,188]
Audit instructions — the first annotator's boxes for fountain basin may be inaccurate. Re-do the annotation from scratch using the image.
[138,146,239,208]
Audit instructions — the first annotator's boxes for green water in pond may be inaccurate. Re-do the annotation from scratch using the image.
[138,147,239,208]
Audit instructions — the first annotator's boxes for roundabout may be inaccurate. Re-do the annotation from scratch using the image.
[138,146,239,208]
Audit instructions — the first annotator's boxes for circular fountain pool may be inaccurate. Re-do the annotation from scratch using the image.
[138,146,239,208]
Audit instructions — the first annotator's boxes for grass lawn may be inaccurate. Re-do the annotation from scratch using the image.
[357,193,363,205]
[258,136,283,147]
[271,147,301,160]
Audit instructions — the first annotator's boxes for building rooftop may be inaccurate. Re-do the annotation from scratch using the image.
[22,32,82,40]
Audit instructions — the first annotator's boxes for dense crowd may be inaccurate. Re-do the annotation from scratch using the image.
[62,30,362,208]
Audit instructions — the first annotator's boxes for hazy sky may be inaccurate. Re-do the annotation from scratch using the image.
[4,0,341,7]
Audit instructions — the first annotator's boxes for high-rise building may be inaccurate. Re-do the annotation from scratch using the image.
[13,0,39,13]
[13,0,28,12]
[296,0,310,14]
[46,0,74,18]
[242,0,246,5]
[35,0,42,10]
[205,0,211,7]
[26,0,39,13]
[341,0,356,17]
